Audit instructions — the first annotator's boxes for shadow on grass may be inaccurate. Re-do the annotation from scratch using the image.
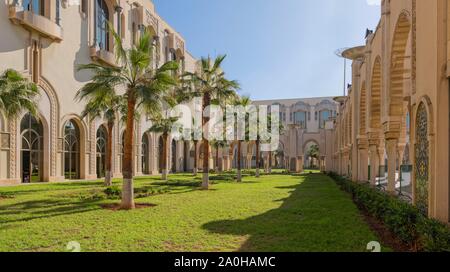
[202,173,373,252]
[0,198,102,226]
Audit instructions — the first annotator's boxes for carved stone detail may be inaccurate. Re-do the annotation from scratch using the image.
[0,133,10,149]
[39,78,59,177]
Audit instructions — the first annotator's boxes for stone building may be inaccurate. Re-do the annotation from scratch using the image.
[251,98,337,173]
[332,0,450,222]
[0,0,200,184]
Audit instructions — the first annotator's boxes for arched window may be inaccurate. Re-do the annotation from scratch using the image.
[20,113,43,183]
[171,139,177,173]
[158,136,164,172]
[0,112,4,131]
[64,120,80,180]
[81,0,88,14]
[164,30,170,62]
[96,0,110,51]
[170,49,177,61]
[141,134,149,174]
[96,126,107,178]
[120,14,126,38]
[294,111,307,129]
[23,0,45,16]
[120,131,125,172]
[55,0,61,25]
[319,110,331,129]
[415,103,429,215]
[132,22,137,45]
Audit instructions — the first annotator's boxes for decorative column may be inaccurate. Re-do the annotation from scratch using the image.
[296,156,303,173]
[386,138,398,193]
[88,120,97,180]
[135,124,143,176]
[151,136,159,175]
[397,143,406,167]
[369,143,380,186]
[359,148,368,182]
[357,138,369,182]
[247,155,252,170]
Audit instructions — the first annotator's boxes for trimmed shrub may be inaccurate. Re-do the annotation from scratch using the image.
[104,186,121,199]
[329,172,450,252]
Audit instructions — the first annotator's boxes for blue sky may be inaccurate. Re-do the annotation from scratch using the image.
[152,0,381,100]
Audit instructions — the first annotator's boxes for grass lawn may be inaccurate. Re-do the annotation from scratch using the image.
[0,172,388,252]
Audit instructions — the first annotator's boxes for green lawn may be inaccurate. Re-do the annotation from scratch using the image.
[0,172,388,252]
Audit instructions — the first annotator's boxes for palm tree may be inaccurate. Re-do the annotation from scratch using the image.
[75,84,122,186]
[148,116,180,180]
[307,144,320,169]
[211,139,228,173]
[233,96,251,182]
[0,69,39,119]
[78,27,178,210]
[265,112,284,174]
[184,55,239,189]
[189,121,202,176]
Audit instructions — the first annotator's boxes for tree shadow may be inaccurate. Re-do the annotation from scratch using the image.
[202,174,375,252]
[0,198,102,226]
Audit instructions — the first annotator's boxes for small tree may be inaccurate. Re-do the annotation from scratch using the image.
[148,116,181,180]
[0,69,39,119]
[78,27,179,209]
[184,55,239,189]
[233,96,251,182]
[76,83,122,186]
[265,112,284,174]
[307,144,320,169]
[211,139,228,173]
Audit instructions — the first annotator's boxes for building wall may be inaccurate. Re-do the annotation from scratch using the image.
[334,0,450,222]
[0,0,198,184]
[252,97,338,172]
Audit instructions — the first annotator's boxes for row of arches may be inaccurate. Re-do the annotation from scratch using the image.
[19,113,82,183]
[334,7,440,219]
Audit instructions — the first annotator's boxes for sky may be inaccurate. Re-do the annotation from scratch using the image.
[152,0,381,101]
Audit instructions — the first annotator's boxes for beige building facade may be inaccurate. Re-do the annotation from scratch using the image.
[0,0,200,184]
[332,0,450,223]
[252,98,337,173]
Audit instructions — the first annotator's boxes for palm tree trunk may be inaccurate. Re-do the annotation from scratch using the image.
[215,146,219,173]
[201,93,211,189]
[121,94,136,210]
[255,139,260,178]
[268,151,272,174]
[237,141,242,182]
[193,140,198,176]
[162,132,168,180]
[105,120,114,186]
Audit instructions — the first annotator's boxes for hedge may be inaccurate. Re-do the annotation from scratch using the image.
[328,172,450,252]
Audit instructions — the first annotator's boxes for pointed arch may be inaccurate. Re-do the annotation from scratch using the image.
[171,139,177,173]
[414,102,430,215]
[62,118,83,180]
[141,132,150,175]
[389,12,411,117]
[370,57,382,130]
[96,125,108,178]
[0,111,5,131]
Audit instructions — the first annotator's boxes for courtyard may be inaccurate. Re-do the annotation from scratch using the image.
[0,173,386,252]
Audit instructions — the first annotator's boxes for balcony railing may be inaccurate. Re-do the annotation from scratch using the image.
[9,5,63,42]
